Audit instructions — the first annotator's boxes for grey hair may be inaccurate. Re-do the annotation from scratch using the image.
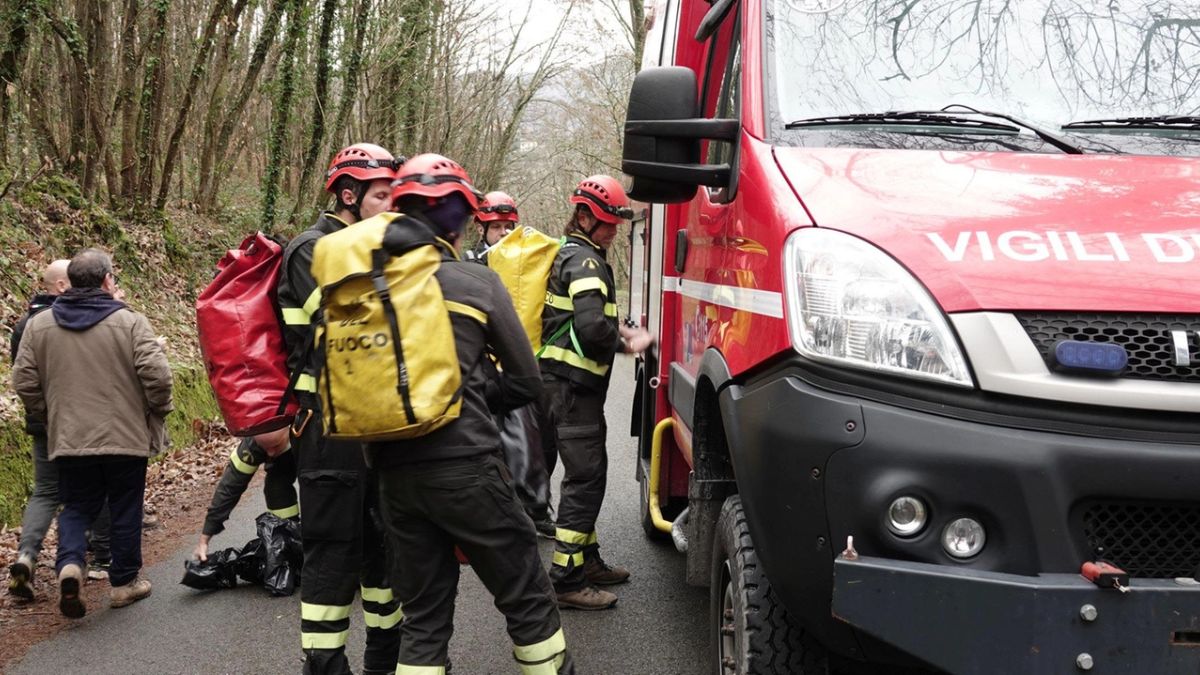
[67,248,113,289]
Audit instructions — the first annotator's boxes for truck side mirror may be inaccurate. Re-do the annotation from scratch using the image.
[622,67,738,204]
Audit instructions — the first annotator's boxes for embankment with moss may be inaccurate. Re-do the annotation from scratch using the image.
[0,174,260,526]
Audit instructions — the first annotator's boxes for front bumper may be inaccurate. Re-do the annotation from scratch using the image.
[719,365,1200,670]
[834,555,1200,675]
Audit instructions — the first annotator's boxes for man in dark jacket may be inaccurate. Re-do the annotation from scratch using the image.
[12,249,173,618]
[7,260,113,600]
[278,143,401,675]
[365,154,574,674]
[539,175,652,611]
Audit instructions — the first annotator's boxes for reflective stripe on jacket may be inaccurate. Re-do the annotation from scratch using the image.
[277,212,350,393]
[538,232,622,391]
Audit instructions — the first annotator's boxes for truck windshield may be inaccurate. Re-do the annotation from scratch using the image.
[767,0,1200,155]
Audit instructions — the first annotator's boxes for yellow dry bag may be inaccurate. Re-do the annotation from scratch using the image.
[310,212,462,441]
[486,226,561,352]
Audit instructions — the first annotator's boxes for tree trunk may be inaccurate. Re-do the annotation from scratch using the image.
[195,0,250,202]
[328,0,370,152]
[259,0,306,232]
[0,0,38,165]
[198,0,286,212]
[135,0,170,203]
[154,0,230,210]
[114,0,142,202]
[629,0,647,75]
[43,7,89,178]
[291,0,337,213]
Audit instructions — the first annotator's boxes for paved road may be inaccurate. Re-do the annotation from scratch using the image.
[13,355,709,674]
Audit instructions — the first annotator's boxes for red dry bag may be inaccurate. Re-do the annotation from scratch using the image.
[196,232,297,441]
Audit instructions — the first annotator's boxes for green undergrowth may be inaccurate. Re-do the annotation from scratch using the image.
[0,420,33,527]
[0,173,246,526]
[0,364,220,528]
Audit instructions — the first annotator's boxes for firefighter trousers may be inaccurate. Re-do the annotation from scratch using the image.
[377,453,575,674]
[539,375,608,592]
[295,403,401,675]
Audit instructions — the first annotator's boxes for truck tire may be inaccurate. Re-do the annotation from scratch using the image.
[712,495,828,675]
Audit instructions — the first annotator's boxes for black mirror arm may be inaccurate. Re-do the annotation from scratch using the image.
[624,118,739,142]
[622,160,731,188]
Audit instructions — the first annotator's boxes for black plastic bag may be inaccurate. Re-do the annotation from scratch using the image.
[498,404,549,515]
[181,548,241,590]
[257,512,303,596]
[234,537,265,586]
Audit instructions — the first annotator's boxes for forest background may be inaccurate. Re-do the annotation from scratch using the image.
[0,0,649,526]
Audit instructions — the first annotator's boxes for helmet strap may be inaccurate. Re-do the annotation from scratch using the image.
[342,181,369,221]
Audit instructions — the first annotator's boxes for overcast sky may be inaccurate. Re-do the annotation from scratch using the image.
[484,0,627,68]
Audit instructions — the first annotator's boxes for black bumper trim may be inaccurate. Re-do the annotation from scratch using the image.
[834,555,1200,674]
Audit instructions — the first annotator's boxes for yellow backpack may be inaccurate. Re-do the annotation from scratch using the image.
[485,226,561,352]
[310,212,462,441]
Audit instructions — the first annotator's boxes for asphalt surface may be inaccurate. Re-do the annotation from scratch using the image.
[12,355,709,674]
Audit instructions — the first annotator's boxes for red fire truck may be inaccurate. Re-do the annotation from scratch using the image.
[622,1,1200,673]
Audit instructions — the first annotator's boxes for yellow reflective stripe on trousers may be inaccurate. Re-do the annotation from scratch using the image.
[517,654,564,675]
[552,551,584,568]
[539,345,608,377]
[300,602,352,622]
[445,300,487,326]
[295,373,317,393]
[229,447,257,475]
[514,627,567,663]
[555,527,593,545]
[360,586,394,604]
[568,277,609,298]
[301,630,348,650]
[603,302,617,317]
[269,503,299,519]
[396,665,446,675]
[363,605,403,629]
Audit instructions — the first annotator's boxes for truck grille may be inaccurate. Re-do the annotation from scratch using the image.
[1015,312,1200,383]
[1078,501,1200,578]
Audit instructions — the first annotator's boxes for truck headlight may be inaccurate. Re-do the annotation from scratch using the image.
[782,228,973,387]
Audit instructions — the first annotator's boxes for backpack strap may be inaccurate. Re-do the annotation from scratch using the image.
[276,322,317,417]
[536,318,577,359]
[370,247,419,425]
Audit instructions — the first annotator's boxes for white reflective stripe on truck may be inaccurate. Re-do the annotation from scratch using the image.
[662,276,785,319]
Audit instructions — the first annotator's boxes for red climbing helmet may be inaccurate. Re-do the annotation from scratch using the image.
[390,154,484,211]
[324,143,400,192]
[477,191,519,223]
[568,175,633,224]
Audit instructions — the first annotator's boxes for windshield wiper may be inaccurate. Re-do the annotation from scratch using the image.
[786,111,1020,133]
[936,104,1084,154]
[1062,115,1200,131]
[787,105,1085,154]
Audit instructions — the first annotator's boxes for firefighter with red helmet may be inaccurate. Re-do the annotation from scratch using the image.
[369,154,575,674]
[540,175,653,610]
[466,190,519,263]
[277,143,402,675]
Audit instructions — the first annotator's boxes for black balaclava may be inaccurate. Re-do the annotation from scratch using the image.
[424,194,473,242]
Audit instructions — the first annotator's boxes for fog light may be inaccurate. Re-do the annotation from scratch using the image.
[942,517,986,558]
[886,496,927,537]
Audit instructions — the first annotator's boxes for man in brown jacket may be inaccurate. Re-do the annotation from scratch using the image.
[12,249,173,618]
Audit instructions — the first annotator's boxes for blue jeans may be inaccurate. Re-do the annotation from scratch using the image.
[56,457,146,587]
[17,434,111,562]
